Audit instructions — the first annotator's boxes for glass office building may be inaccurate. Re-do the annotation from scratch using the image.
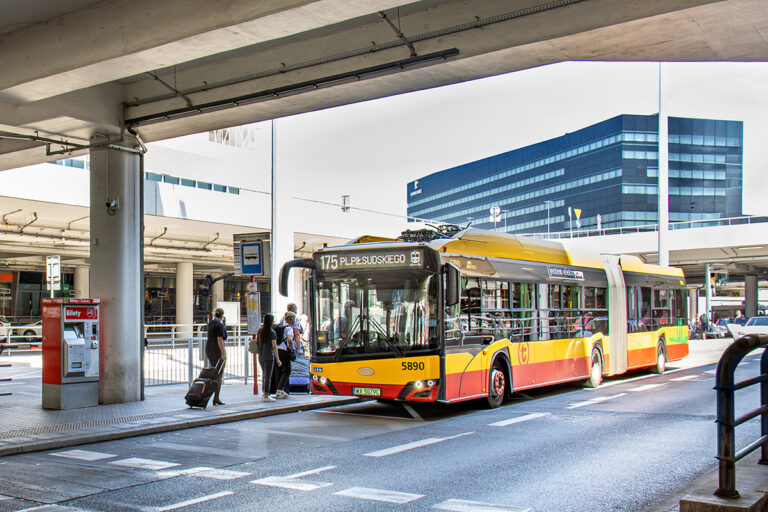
[406,114,743,234]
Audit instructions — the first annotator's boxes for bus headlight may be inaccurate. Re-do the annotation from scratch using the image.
[320,376,327,385]
[312,374,318,382]
[427,380,435,387]
[415,381,424,388]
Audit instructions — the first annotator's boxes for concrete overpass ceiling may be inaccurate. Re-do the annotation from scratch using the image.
[3,0,768,169]
[0,0,106,36]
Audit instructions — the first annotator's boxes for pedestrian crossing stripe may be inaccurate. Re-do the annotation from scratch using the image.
[49,449,116,461]
[109,457,180,471]
[334,487,424,504]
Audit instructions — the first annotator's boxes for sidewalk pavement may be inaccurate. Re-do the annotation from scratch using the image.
[0,373,358,458]
[649,451,768,512]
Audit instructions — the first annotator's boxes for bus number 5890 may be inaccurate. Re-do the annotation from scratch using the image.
[402,362,425,371]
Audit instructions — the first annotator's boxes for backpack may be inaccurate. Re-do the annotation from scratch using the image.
[273,323,287,343]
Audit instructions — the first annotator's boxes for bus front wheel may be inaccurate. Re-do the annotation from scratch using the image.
[486,361,506,408]
[585,350,603,388]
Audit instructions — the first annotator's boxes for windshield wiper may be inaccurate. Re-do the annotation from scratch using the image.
[368,316,403,356]
[333,314,361,361]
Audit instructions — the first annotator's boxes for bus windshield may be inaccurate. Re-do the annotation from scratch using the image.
[315,270,438,360]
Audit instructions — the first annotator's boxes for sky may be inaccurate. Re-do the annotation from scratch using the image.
[272,61,768,227]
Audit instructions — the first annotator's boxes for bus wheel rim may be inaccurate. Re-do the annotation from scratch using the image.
[492,370,505,396]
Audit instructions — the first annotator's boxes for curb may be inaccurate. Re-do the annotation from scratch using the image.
[0,396,360,457]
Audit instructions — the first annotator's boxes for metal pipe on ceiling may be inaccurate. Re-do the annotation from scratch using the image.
[126,0,584,109]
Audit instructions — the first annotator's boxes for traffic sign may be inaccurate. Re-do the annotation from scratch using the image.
[46,255,61,291]
[233,233,271,277]
[241,242,263,275]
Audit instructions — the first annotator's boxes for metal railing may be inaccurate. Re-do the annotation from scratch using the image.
[144,334,252,387]
[518,214,768,240]
[714,334,768,499]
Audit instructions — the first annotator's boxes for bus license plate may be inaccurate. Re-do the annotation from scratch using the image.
[353,387,381,397]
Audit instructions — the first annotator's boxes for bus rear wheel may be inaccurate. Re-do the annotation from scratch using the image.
[585,350,603,388]
[486,362,506,409]
[651,340,666,374]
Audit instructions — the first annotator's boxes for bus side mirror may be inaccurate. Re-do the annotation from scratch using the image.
[279,258,317,296]
[445,263,460,307]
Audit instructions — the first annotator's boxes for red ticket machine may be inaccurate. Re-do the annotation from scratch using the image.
[42,298,100,409]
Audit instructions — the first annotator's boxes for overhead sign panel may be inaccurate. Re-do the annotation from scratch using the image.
[233,233,271,277]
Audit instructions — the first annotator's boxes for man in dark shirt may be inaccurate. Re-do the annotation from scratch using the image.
[206,307,227,405]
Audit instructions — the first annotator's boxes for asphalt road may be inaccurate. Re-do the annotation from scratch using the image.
[0,343,762,512]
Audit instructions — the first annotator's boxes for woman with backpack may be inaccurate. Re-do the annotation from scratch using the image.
[274,311,296,399]
[256,313,280,402]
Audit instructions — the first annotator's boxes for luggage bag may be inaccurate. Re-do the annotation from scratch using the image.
[185,360,224,408]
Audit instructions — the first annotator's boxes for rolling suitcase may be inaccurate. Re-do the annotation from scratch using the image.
[185,361,223,408]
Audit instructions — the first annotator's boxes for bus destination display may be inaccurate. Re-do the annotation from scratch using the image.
[319,249,425,271]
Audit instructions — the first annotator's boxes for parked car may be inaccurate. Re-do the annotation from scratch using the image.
[14,320,42,342]
[707,318,730,338]
[730,316,768,338]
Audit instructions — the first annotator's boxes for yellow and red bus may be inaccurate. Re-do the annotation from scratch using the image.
[280,226,688,408]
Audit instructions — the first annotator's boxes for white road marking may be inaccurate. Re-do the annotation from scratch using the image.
[364,432,474,457]
[149,491,233,511]
[284,465,336,479]
[49,449,116,461]
[314,410,420,421]
[252,476,333,491]
[628,383,664,392]
[156,467,250,480]
[109,458,180,471]
[488,412,550,427]
[567,393,627,409]
[334,487,424,504]
[18,507,92,512]
[0,495,12,501]
[670,375,698,382]
[434,498,532,511]
[251,465,336,491]
[705,369,717,374]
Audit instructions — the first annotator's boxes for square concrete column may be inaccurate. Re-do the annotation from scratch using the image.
[90,140,142,404]
[175,262,193,338]
[74,266,89,298]
[745,275,758,318]
[211,278,224,312]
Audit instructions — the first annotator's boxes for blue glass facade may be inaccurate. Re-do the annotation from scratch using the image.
[406,114,743,233]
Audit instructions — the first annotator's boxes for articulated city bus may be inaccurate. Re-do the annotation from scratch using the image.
[280,226,688,407]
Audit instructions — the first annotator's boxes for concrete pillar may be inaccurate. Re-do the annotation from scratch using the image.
[270,119,294,316]
[211,278,224,313]
[74,266,89,298]
[745,275,758,318]
[175,262,193,338]
[688,288,698,324]
[90,139,142,404]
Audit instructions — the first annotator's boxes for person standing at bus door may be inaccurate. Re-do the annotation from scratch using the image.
[299,313,311,355]
[256,314,279,402]
[287,303,304,355]
[275,311,296,398]
[206,307,227,406]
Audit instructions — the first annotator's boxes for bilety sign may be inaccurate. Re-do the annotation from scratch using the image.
[64,307,98,321]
